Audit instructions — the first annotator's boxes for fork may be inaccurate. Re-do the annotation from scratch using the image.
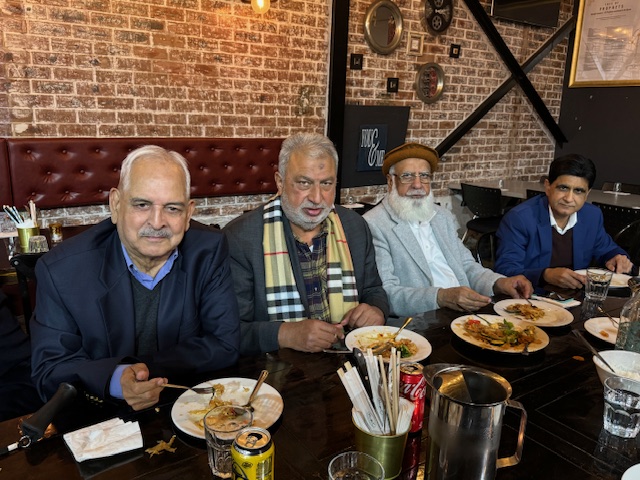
[371,316,414,355]
[162,383,216,395]
[597,305,619,327]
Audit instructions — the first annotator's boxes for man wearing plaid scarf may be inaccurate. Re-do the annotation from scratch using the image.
[224,133,389,355]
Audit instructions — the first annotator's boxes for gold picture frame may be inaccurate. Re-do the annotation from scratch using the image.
[407,33,424,55]
[569,0,640,87]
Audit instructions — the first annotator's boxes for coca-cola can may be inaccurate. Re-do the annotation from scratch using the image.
[400,362,427,433]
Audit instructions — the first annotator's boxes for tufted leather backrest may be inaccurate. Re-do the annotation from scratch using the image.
[0,140,11,206]
[7,137,283,209]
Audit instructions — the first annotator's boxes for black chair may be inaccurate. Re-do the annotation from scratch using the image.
[460,183,504,242]
[526,189,543,200]
[475,231,498,269]
[9,253,45,335]
[614,219,640,266]
[592,202,640,239]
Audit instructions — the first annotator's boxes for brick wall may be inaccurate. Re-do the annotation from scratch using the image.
[0,0,573,227]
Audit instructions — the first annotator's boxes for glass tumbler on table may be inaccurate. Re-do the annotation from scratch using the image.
[204,405,253,478]
[603,376,640,438]
[616,279,640,353]
[585,267,613,302]
[328,451,385,480]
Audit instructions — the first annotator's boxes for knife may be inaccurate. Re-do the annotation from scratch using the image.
[352,347,373,401]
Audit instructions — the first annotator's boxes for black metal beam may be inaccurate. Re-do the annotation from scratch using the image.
[327,0,350,204]
[457,0,567,148]
[437,14,576,156]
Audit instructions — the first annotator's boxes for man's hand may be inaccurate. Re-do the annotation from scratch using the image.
[437,286,491,311]
[278,320,345,353]
[542,267,586,289]
[494,275,533,299]
[120,363,166,411]
[605,254,633,274]
[341,304,385,329]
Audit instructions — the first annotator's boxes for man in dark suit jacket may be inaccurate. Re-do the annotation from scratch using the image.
[224,133,389,355]
[0,290,43,420]
[496,154,632,288]
[31,146,240,411]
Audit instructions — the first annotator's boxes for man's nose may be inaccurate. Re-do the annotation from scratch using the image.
[148,205,166,227]
[307,184,322,204]
[410,174,422,188]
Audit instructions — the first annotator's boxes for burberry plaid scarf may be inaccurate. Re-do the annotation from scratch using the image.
[263,197,358,323]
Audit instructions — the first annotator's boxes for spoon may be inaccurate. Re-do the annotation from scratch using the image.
[597,305,619,328]
[371,316,414,355]
[572,330,618,374]
[458,305,493,326]
[243,370,269,412]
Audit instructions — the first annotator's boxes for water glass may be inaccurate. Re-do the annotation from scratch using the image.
[603,376,640,438]
[328,451,385,480]
[204,406,253,478]
[586,268,613,302]
[613,182,623,193]
[28,235,49,253]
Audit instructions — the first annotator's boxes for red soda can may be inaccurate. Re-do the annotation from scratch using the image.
[400,362,427,433]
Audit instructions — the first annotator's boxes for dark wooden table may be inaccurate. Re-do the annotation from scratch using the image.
[0,296,638,479]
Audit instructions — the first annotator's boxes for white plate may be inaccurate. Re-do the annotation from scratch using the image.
[574,269,631,288]
[451,314,550,354]
[170,377,283,439]
[493,299,574,327]
[345,326,432,362]
[584,317,618,344]
[623,464,640,480]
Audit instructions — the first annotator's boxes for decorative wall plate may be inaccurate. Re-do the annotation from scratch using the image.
[424,0,453,35]
[415,62,445,103]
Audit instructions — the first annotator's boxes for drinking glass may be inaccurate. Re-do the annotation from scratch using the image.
[28,235,49,253]
[204,406,253,478]
[585,268,613,302]
[328,451,385,480]
[603,376,640,438]
[613,182,622,193]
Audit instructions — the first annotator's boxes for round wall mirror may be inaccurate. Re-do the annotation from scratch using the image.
[364,0,404,55]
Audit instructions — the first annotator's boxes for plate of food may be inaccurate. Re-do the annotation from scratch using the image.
[451,315,550,353]
[574,269,631,288]
[345,326,432,362]
[171,377,283,439]
[493,299,574,327]
[584,317,618,345]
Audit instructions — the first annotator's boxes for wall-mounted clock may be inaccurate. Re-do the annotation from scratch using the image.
[424,0,453,35]
[415,63,445,104]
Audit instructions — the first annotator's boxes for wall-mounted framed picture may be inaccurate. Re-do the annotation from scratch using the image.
[569,0,640,87]
[407,33,424,55]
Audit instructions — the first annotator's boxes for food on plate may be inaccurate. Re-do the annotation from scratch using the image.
[188,383,243,428]
[355,331,418,358]
[505,303,546,321]
[462,318,539,350]
[600,330,610,338]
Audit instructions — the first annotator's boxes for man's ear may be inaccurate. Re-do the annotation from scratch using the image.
[108,188,120,225]
[275,171,283,195]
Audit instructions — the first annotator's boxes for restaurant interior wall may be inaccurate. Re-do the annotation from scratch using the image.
[0,0,573,227]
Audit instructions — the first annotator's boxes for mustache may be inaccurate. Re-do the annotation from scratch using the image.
[301,200,330,209]
[139,227,172,238]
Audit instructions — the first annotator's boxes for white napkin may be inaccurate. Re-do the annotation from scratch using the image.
[63,418,143,462]
[531,294,580,309]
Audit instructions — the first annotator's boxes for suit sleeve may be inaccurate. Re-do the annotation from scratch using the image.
[495,210,545,285]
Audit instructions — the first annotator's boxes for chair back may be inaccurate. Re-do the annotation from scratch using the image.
[614,219,640,266]
[526,189,543,200]
[592,202,640,239]
[475,232,498,269]
[460,183,503,218]
[9,253,45,334]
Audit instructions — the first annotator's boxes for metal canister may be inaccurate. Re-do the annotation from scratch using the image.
[400,362,427,433]
[231,427,274,480]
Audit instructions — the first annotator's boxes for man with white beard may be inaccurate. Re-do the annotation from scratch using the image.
[224,133,389,355]
[364,143,532,317]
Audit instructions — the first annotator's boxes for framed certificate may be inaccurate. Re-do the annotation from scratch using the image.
[569,0,640,87]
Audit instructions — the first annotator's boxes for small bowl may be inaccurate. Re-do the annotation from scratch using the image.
[593,350,640,385]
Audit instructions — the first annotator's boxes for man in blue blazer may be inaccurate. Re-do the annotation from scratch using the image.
[31,146,240,410]
[496,154,632,288]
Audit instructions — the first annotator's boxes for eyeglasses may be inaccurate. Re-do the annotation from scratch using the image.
[392,172,432,184]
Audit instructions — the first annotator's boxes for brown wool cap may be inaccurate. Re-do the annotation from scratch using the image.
[382,142,439,176]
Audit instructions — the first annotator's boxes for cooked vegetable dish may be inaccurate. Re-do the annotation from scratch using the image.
[462,318,538,350]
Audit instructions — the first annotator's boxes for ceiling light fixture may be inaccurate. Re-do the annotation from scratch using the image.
[241,0,276,14]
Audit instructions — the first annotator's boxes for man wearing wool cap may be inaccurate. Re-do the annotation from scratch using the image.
[363,142,533,316]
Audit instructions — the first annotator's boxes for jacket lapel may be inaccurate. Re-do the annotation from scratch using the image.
[156,258,187,349]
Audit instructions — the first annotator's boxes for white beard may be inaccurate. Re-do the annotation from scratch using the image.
[387,187,436,224]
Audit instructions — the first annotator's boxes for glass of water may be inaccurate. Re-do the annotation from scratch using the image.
[585,267,613,302]
[328,451,385,480]
[603,376,640,438]
[204,406,253,478]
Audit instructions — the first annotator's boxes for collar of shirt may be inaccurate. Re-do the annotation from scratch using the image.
[293,220,328,252]
[121,244,179,290]
[548,205,577,235]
